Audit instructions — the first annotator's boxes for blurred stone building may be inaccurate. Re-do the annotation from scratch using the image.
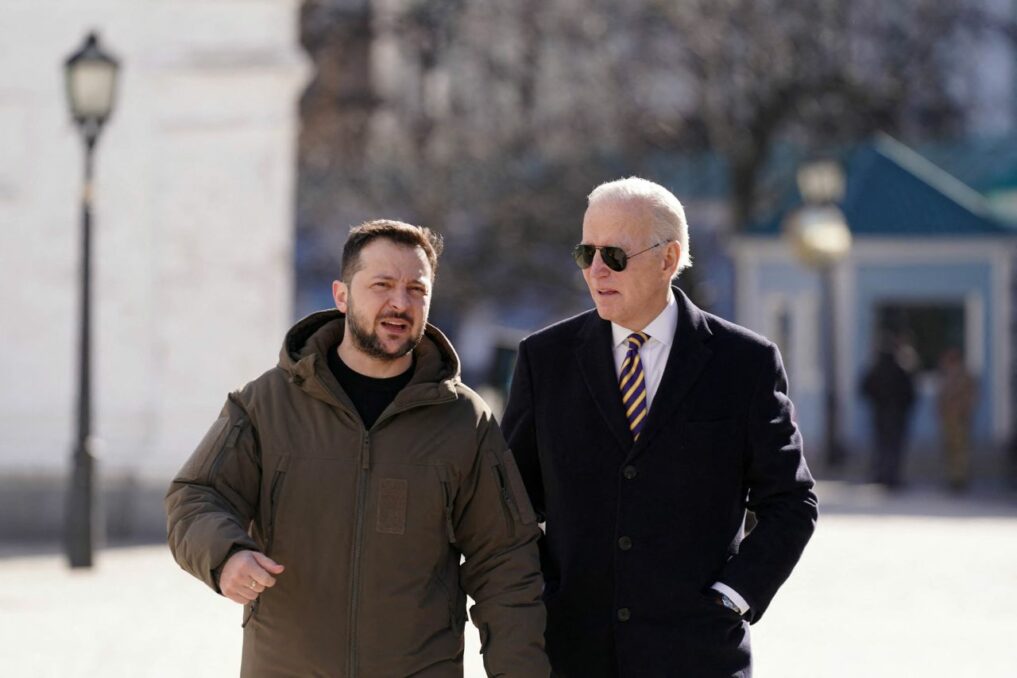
[0,0,308,540]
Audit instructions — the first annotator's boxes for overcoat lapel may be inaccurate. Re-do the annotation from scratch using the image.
[631,288,714,453]
[574,313,633,454]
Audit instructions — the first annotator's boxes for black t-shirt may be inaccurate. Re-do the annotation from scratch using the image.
[327,343,414,429]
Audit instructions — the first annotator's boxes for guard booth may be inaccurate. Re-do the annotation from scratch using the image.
[733,136,1017,484]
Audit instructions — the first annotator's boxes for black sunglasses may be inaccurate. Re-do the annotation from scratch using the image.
[572,241,667,272]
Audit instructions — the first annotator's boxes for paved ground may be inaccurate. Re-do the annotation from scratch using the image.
[3,481,1016,677]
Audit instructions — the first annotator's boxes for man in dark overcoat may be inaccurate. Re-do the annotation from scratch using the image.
[502,177,818,677]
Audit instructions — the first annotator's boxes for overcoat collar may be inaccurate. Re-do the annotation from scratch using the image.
[573,286,714,456]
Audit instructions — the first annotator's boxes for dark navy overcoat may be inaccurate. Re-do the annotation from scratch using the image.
[502,288,817,677]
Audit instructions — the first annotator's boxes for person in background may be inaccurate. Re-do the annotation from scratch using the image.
[937,347,978,492]
[860,332,917,490]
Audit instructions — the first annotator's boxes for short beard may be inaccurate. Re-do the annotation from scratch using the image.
[345,304,423,362]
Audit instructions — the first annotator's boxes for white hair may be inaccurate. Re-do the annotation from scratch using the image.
[587,176,692,274]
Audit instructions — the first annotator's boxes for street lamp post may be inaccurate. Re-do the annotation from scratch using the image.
[63,31,119,568]
[783,160,852,471]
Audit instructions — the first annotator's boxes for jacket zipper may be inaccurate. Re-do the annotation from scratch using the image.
[265,468,285,555]
[438,478,460,631]
[440,479,456,545]
[346,431,371,678]
[243,462,284,629]
[319,378,454,677]
[310,370,368,678]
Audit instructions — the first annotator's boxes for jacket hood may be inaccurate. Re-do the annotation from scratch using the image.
[278,309,462,407]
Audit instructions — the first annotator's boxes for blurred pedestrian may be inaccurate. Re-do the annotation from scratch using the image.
[165,220,548,677]
[502,177,817,677]
[860,333,916,490]
[937,347,977,492]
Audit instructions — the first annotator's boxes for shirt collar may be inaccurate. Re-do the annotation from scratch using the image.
[611,288,678,349]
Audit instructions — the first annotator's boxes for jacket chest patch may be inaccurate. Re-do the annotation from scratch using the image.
[377,478,408,535]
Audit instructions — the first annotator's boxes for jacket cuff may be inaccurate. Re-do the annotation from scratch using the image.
[211,543,252,594]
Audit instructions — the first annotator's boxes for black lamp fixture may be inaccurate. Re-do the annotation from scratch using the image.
[783,159,852,471]
[63,31,119,569]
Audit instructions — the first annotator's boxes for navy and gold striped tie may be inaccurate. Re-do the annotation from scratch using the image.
[620,332,650,440]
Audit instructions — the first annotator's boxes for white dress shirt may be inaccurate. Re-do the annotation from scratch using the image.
[610,289,751,616]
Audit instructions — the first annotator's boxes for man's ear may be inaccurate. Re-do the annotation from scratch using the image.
[332,280,349,313]
[663,241,681,278]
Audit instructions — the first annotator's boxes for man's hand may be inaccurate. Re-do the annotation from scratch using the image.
[219,550,285,605]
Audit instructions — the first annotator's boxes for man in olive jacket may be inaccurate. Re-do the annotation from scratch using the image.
[166,220,548,677]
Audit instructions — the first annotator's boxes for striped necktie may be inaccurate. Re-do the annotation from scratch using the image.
[620,332,650,440]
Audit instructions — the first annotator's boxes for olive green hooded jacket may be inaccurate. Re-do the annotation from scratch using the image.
[166,311,548,677]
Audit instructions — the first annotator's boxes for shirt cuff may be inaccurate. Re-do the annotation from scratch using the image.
[710,582,750,615]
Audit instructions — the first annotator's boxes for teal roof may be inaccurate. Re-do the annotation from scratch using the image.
[919,135,1017,194]
[748,135,1017,237]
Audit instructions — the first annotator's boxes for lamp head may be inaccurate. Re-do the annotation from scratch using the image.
[65,32,120,142]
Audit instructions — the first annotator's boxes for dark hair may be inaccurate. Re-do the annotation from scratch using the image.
[341,219,444,283]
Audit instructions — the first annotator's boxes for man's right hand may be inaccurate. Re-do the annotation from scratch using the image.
[219,550,285,605]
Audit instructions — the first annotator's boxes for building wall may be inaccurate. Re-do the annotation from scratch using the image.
[0,0,308,539]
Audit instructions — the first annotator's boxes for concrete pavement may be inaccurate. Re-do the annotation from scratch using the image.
[752,481,1017,677]
[3,481,1016,677]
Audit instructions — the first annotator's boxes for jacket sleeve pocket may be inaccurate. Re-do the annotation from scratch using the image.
[490,448,537,527]
[207,404,257,519]
[176,414,231,483]
[176,399,252,490]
